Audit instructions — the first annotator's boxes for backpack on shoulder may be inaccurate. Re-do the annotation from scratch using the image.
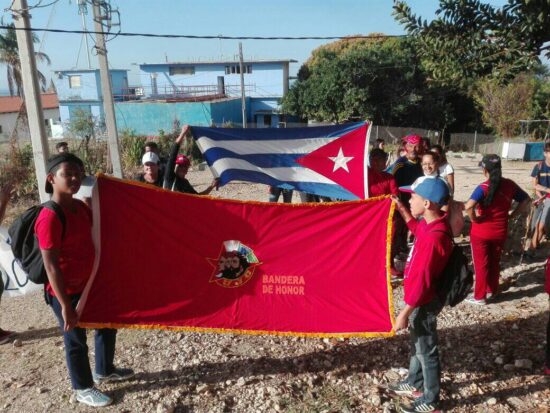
[433,231,474,307]
[8,201,66,284]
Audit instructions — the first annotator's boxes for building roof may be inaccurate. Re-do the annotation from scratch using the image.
[54,69,128,74]
[0,93,59,114]
[140,59,297,67]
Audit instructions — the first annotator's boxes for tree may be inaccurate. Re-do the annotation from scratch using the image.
[474,74,535,138]
[393,0,550,89]
[282,36,482,133]
[0,22,51,96]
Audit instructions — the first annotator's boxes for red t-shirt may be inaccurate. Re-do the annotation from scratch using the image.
[469,178,528,241]
[403,215,453,307]
[34,200,95,296]
[368,168,398,197]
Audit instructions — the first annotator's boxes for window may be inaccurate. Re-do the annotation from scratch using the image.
[226,65,252,75]
[169,66,195,75]
[68,75,81,88]
[263,115,272,127]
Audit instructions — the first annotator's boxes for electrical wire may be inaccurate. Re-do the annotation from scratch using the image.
[0,25,406,41]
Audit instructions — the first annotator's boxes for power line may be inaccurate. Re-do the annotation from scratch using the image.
[0,25,406,41]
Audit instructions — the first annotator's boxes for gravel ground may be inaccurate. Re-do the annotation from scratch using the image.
[0,154,549,412]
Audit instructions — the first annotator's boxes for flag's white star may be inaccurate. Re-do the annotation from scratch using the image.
[329,147,354,173]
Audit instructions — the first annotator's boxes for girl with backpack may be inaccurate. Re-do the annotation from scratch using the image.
[464,154,530,305]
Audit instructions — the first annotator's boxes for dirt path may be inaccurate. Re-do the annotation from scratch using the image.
[0,154,548,412]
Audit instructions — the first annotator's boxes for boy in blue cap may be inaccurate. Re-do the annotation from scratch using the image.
[389,176,453,413]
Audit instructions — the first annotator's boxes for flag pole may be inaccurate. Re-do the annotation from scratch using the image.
[364,121,372,198]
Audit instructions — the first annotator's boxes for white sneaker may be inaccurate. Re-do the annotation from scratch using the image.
[465,296,486,305]
[75,387,113,407]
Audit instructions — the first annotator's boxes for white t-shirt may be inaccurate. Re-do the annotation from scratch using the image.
[439,163,454,178]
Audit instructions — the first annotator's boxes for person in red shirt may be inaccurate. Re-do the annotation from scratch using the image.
[389,176,453,413]
[35,153,134,407]
[464,154,530,305]
[368,148,398,197]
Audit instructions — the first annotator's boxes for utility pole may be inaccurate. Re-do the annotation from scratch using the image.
[12,0,49,202]
[92,0,122,178]
[78,0,91,69]
[238,42,247,128]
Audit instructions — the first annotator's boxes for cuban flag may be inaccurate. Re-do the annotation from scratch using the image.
[192,122,371,200]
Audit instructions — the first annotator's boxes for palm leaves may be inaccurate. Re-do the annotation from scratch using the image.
[0,22,51,96]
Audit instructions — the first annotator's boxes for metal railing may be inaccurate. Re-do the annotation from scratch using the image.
[113,84,256,101]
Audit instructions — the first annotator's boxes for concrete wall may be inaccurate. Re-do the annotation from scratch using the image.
[209,98,248,126]
[110,71,129,99]
[0,108,60,140]
[114,98,247,135]
[55,69,129,102]
[59,102,103,128]
[55,71,101,101]
[115,101,213,135]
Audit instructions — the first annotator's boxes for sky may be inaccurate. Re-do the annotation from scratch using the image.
[0,0,510,93]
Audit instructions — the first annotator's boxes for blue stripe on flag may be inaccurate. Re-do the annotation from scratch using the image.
[219,169,359,200]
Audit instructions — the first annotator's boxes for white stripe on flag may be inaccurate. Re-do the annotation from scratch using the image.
[211,158,338,184]
[196,136,339,155]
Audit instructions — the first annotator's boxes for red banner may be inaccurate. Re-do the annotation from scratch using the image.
[78,175,395,337]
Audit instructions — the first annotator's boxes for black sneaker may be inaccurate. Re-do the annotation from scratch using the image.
[399,400,438,412]
[93,367,135,384]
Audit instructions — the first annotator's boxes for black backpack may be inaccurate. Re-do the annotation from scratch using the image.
[433,231,474,307]
[8,201,66,284]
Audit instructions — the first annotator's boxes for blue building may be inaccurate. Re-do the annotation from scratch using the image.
[55,59,298,136]
[54,68,129,128]
[139,59,297,128]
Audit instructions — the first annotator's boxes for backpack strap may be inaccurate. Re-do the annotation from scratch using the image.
[41,201,67,240]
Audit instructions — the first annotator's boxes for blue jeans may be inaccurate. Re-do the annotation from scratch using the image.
[407,298,443,405]
[269,187,293,203]
[49,294,117,390]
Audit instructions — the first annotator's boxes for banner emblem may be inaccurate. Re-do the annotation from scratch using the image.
[208,240,261,288]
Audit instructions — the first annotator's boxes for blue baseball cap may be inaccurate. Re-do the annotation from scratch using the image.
[399,176,450,206]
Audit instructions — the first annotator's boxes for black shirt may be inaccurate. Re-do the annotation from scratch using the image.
[137,171,164,187]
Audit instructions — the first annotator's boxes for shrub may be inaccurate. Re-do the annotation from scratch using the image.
[120,129,146,173]
[0,140,38,202]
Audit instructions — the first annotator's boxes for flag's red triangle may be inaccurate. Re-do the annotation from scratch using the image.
[296,123,368,199]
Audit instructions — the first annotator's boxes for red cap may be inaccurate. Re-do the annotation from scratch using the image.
[403,134,421,145]
[176,155,190,166]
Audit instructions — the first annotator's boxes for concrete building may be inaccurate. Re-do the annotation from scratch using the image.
[53,69,129,127]
[139,59,297,128]
[54,59,298,136]
[0,93,61,140]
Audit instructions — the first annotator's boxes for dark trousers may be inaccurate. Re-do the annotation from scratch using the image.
[49,294,117,390]
[269,186,293,203]
[407,298,443,405]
